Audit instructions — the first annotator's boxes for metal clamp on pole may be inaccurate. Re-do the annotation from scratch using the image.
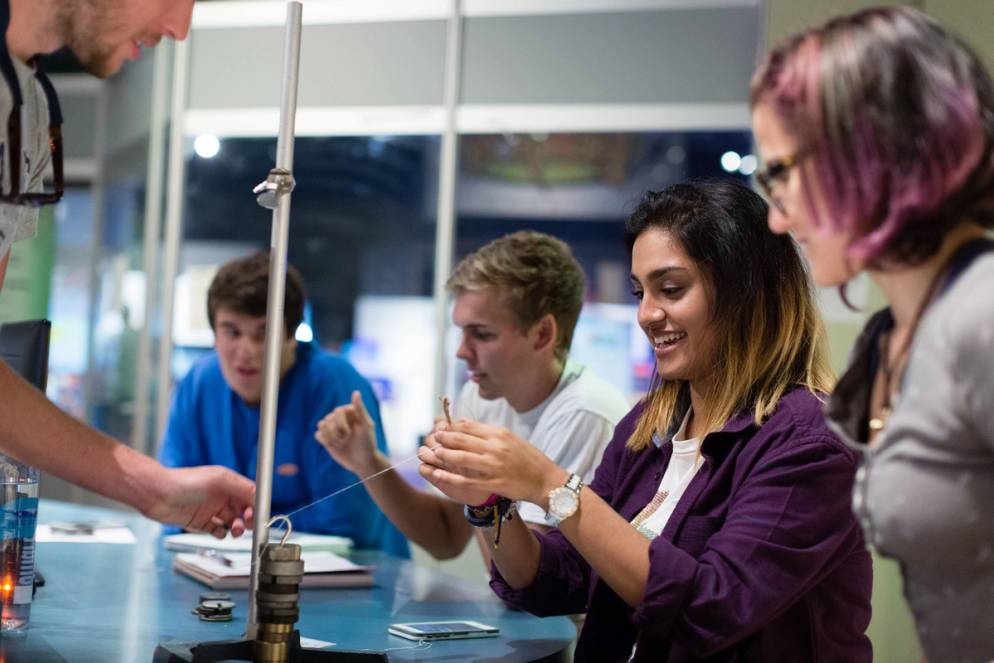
[252,168,296,210]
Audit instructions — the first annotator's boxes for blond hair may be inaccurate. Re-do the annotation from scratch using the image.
[446,231,585,360]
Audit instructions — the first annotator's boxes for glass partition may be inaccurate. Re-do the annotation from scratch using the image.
[174,135,441,457]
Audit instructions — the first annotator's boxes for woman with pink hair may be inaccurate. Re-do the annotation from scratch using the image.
[751,7,994,661]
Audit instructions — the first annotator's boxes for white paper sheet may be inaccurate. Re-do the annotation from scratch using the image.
[164,531,352,555]
[36,523,137,544]
[175,550,367,578]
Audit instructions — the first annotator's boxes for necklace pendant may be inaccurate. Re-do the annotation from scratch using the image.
[869,405,891,440]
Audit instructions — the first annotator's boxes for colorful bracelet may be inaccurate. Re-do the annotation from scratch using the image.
[468,493,500,509]
[463,503,495,528]
[463,498,515,547]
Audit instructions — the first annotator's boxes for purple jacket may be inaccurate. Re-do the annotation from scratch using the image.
[491,388,872,662]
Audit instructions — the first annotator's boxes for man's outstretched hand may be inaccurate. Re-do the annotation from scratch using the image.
[144,466,255,538]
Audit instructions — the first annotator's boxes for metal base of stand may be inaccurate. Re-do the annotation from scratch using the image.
[152,631,388,662]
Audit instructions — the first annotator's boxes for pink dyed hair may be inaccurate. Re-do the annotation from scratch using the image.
[751,6,994,266]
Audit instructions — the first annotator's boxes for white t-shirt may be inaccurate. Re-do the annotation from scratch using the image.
[632,411,703,540]
[455,358,631,524]
[0,54,50,258]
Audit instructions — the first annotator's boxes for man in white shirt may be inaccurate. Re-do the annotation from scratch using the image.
[316,231,630,559]
[0,0,253,536]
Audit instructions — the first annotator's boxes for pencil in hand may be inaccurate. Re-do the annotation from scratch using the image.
[439,396,453,425]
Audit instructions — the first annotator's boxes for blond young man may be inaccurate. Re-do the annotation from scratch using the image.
[315,231,629,560]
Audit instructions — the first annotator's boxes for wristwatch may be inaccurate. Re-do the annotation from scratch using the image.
[545,473,583,527]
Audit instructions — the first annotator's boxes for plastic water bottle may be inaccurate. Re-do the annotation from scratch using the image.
[0,455,39,634]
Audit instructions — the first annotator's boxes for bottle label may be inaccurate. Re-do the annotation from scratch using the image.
[1,495,38,606]
[1,495,39,541]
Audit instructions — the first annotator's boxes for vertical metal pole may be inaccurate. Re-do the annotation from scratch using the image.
[133,43,170,455]
[155,38,190,444]
[247,0,303,635]
[431,0,463,406]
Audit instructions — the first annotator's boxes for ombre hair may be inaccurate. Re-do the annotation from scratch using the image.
[625,181,834,451]
[751,6,994,266]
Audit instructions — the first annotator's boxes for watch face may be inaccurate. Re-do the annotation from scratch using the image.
[549,487,578,518]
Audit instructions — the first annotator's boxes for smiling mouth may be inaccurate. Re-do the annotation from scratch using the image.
[652,332,687,349]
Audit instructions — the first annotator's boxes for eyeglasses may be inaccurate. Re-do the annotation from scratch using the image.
[754,154,799,215]
[0,0,64,208]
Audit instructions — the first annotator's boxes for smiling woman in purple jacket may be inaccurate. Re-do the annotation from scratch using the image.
[420,179,872,662]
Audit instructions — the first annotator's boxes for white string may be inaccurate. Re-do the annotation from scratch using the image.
[248,453,422,573]
[280,452,421,522]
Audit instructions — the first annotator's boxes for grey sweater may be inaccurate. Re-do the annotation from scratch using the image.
[826,244,994,663]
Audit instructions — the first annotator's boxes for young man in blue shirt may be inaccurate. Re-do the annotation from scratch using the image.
[159,253,408,556]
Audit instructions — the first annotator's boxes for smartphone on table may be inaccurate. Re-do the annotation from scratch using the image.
[388,620,499,641]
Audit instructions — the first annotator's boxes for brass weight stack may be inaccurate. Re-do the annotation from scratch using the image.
[253,543,304,663]
[153,512,389,662]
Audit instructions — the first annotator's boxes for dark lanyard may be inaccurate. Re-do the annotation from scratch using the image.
[0,0,63,197]
[939,237,994,295]
[867,236,994,394]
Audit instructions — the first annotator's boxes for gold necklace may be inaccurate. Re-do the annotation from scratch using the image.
[868,331,900,441]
